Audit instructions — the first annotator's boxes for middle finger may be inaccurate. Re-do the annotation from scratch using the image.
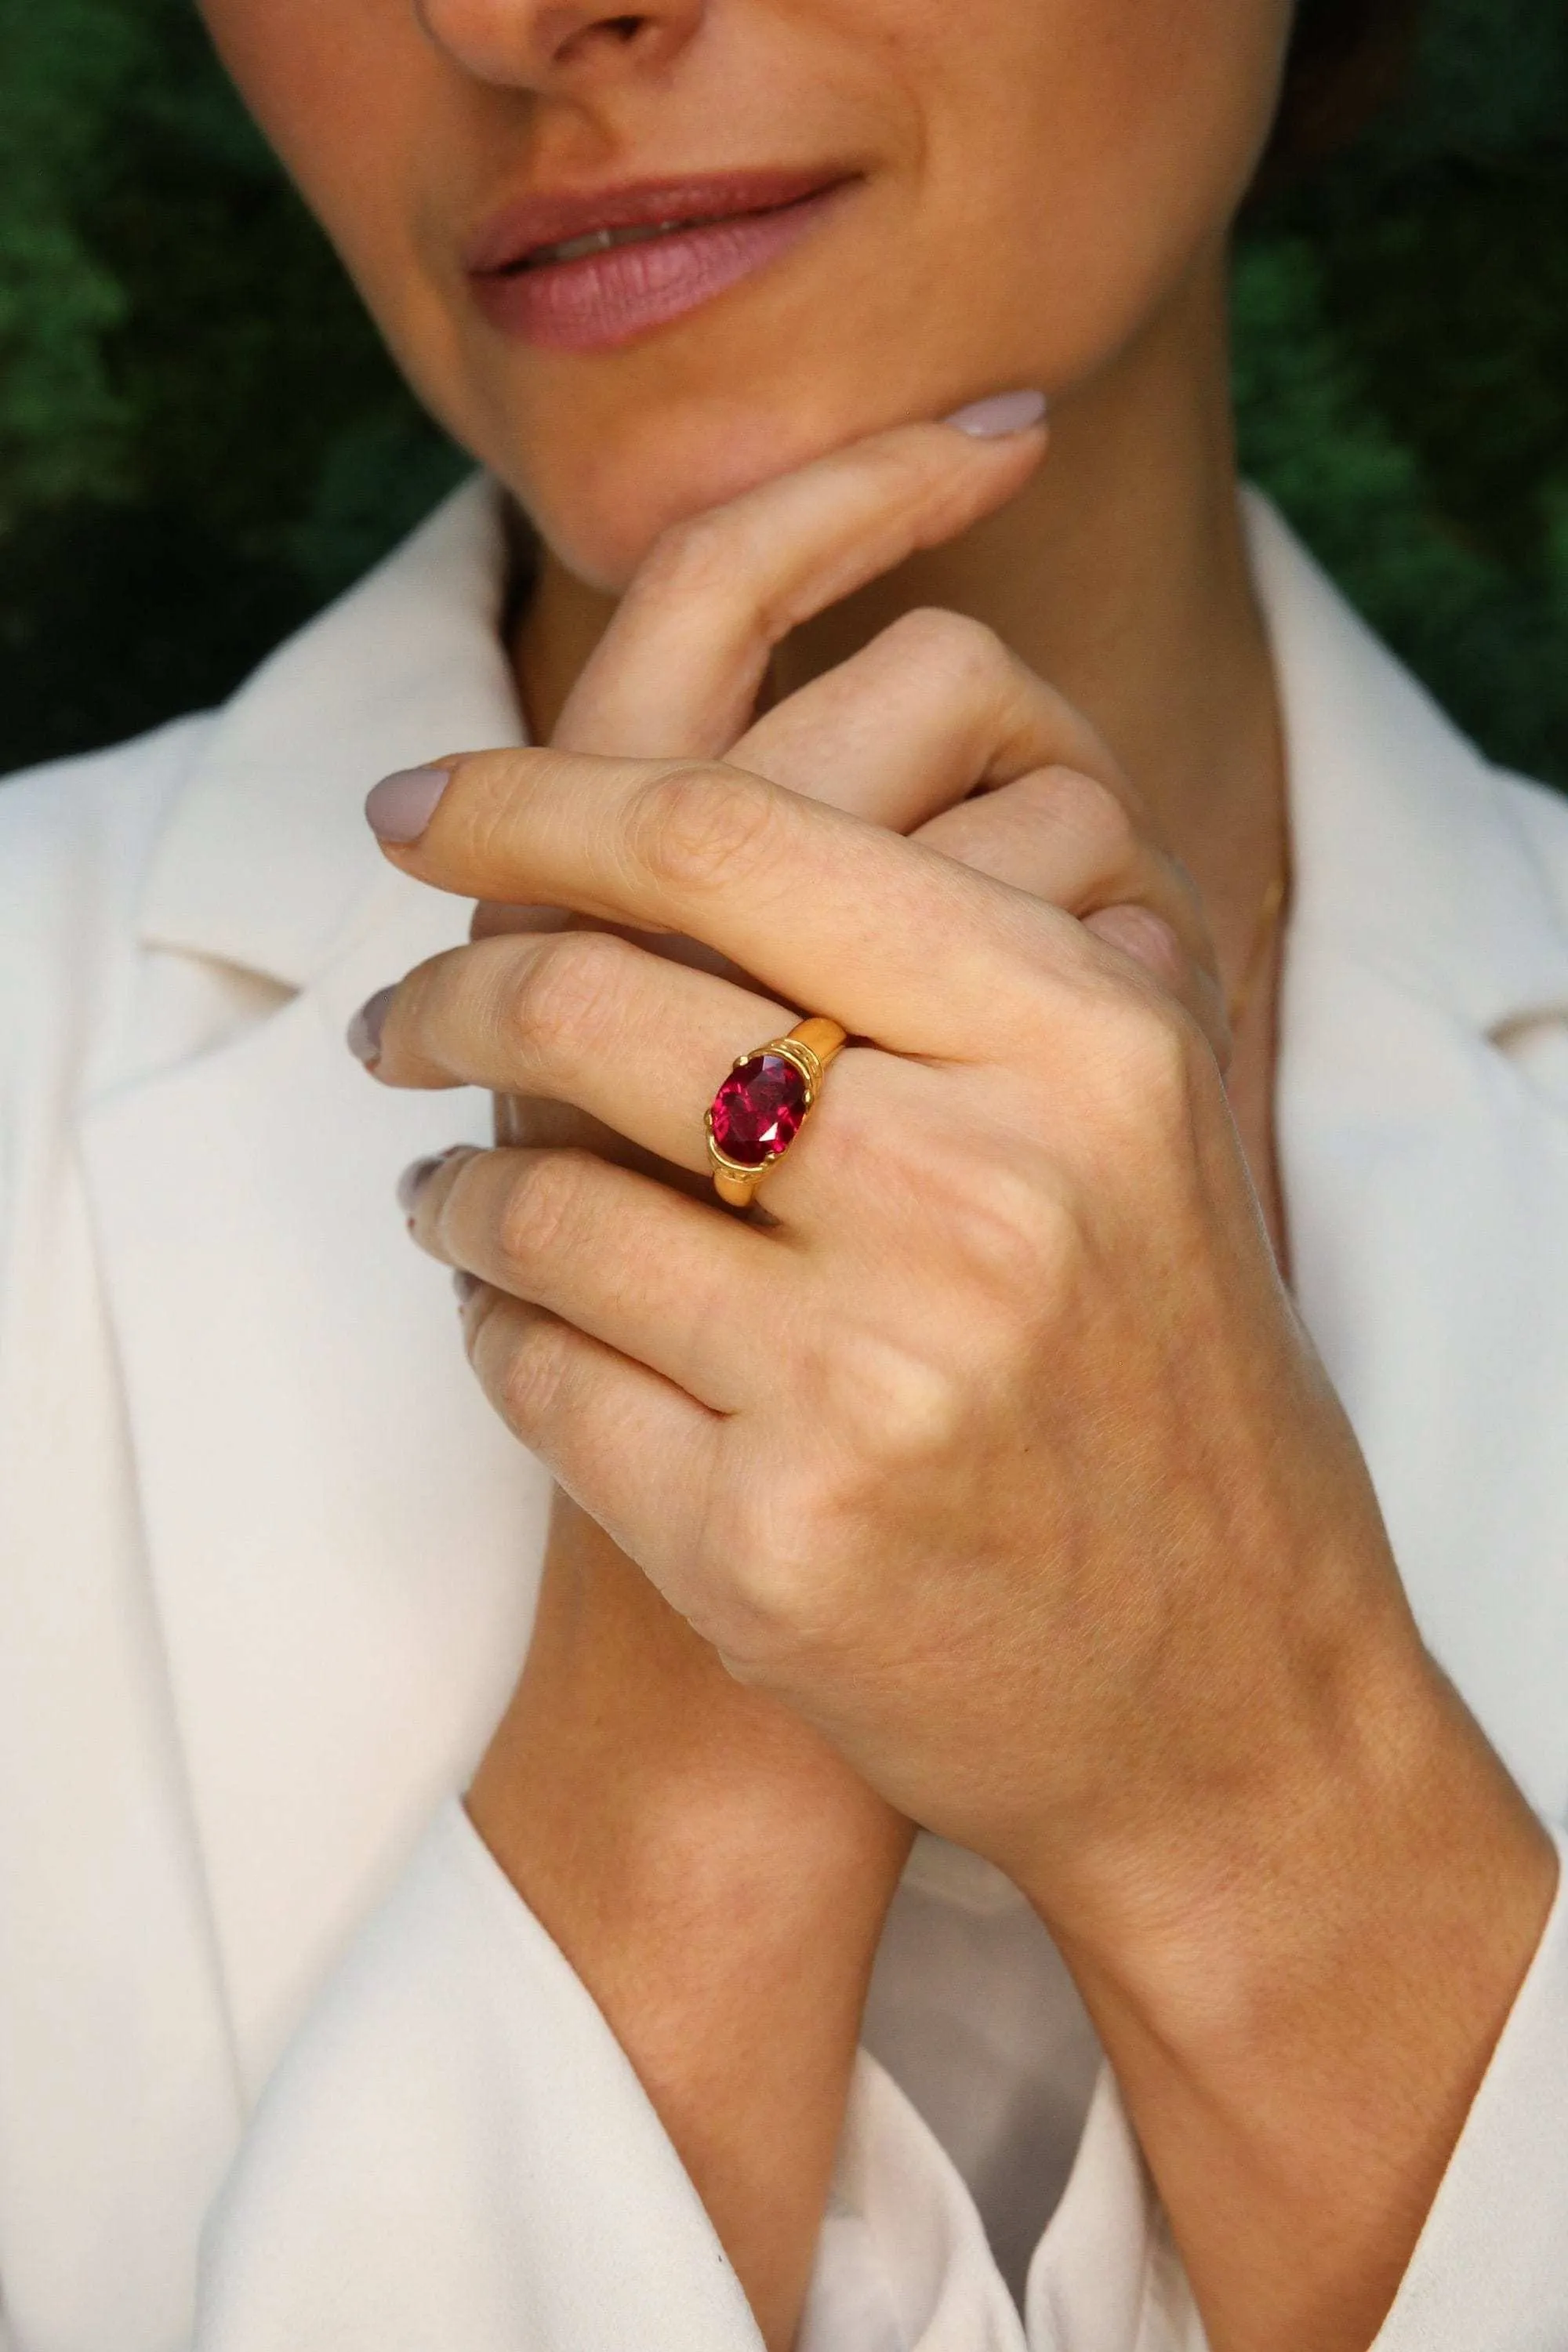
[369,922,909,1229]
[376,925,796,1179]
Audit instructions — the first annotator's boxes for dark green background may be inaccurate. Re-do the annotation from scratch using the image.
[2,0,1565,783]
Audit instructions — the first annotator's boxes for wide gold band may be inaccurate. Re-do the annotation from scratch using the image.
[706,1017,848,1208]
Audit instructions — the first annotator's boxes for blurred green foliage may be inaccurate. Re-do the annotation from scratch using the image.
[1,0,1564,780]
[1237,0,1568,784]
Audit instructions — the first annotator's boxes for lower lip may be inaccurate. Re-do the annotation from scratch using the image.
[470,182,851,354]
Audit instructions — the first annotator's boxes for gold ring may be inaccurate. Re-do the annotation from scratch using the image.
[706,1017,848,1207]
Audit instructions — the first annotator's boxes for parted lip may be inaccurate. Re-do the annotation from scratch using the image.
[463,165,857,275]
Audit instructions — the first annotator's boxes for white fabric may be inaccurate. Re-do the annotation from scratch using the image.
[1,477,1566,2350]
[862,1838,1101,2302]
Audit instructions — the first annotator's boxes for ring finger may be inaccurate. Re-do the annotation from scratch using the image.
[407,1143,776,1411]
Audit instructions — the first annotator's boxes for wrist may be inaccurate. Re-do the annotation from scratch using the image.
[1025,1614,1555,2350]
[470,1493,910,1964]
[1033,1603,1552,2031]
[473,1694,913,1954]
[468,1508,907,2352]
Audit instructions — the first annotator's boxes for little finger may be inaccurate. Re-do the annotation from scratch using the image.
[462,1287,723,1588]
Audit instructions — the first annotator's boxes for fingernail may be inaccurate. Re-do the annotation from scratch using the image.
[397,1154,445,1214]
[942,389,1048,439]
[347,983,397,1065]
[452,1269,480,1306]
[365,764,453,844]
[397,1143,473,1214]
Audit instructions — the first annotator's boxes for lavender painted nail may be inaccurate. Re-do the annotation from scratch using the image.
[941,389,1048,439]
[397,1144,473,1213]
[396,1155,445,1214]
[346,984,397,1065]
[365,764,452,844]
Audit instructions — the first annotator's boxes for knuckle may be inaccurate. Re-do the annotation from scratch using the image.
[386,950,447,1037]
[1090,985,1203,1130]
[822,1328,972,1471]
[698,1484,822,1661]
[496,1149,593,1282]
[885,1127,1080,1311]
[637,510,740,607]
[1086,902,1188,993]
[836,1068,1074,1296]
[506,927,631,1075]
[865,433,953,517]
[624,763,779,896]
[958,1157,1078,1298]
[496,1312,575,1439]
[881,604,1007,687]
[1033,764,1139,872]
[461,753,536,866]
[633,510,779,663]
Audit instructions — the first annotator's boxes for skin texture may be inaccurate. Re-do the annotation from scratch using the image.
[198,0,1288,585]
[197,0,1559,2345]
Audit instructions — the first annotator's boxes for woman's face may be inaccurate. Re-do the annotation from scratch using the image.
[199,0,1294,589]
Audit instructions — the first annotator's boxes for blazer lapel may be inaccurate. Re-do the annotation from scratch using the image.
[81,480,554,2096]
[1251,494,1568,1818]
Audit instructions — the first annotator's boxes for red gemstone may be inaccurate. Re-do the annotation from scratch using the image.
[710,1052,808,1167]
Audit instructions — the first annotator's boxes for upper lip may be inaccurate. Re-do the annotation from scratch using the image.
[463,166,855,274]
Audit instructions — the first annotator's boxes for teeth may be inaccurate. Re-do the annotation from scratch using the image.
[527,217,700,269]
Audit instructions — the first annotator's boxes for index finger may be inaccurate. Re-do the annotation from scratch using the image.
[371,748,1080,1058]
[554,408,1046,759]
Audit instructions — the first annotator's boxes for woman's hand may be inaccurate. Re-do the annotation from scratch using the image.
[359,464,1553,2339]
[363,412,1240,2352]
[372,715,1370,1869]
[361,425,1311,1896]
[480,409,1227,1182]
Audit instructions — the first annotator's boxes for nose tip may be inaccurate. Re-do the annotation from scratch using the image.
[416,0,699,87]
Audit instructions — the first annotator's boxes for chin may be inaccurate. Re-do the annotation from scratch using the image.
[491,372,943,594]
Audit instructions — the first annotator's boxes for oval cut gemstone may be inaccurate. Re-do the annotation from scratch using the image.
[710,1051,808,1167]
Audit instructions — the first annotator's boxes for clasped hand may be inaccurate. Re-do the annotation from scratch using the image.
[350,413,1558,2352]
[358,412,1412,1919]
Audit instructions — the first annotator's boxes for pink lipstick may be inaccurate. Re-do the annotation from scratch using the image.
[466,168,857,353]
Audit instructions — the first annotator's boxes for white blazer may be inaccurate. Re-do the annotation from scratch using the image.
[2,477,1567,2352]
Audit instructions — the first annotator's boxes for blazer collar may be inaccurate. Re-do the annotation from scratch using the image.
[1243,488,1568,1037]
[133,470,1568,1037]
[1245,490,1568,1813]
[136,474,522,991]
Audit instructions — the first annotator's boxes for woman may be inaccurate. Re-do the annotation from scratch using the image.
[1,0,1566,2345]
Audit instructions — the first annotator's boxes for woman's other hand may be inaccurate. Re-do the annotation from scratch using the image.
[481,407,1229,1188]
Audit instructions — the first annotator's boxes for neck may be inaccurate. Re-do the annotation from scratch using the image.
[514,245,1286,1009]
